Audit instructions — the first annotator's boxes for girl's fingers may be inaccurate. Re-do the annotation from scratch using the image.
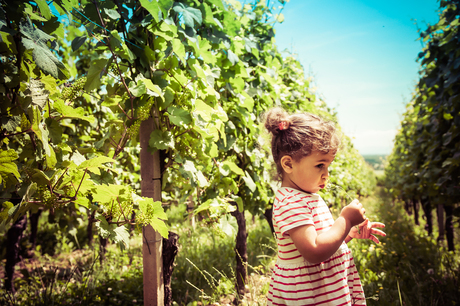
[371,229,386,237]
[370,235,380,244]
[371,222,385,228]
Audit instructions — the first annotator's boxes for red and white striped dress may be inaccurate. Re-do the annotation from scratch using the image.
[267,187,366,306]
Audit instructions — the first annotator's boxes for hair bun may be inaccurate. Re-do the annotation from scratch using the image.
[264,107,290,135]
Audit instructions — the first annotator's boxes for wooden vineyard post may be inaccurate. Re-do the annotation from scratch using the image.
[140,117,164,305]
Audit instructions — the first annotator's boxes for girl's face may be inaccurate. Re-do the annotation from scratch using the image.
[281,150,335,194]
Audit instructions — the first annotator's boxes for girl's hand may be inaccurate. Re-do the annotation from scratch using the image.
[340,199,366,227]
[348,219,386,244]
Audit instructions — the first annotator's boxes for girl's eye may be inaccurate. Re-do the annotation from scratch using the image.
[316,164,324,169]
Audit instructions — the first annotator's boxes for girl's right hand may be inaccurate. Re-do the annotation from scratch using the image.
[340,199,366,227]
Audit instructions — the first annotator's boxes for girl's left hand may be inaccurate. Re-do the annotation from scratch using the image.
[348,219,386,244]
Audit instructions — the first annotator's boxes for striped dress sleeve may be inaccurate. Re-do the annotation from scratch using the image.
[273,192,315,237]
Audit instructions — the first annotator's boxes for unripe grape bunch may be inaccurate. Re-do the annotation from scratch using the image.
[61,76,87,101]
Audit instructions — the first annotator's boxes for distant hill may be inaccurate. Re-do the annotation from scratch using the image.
[362,155,387,170]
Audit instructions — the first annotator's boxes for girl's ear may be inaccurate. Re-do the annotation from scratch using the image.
[280,156,293,173]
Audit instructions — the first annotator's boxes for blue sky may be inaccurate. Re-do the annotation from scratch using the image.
[273,0,441,155]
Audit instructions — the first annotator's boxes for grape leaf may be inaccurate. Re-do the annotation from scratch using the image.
[0,149,21,184]
[149,129,175,150]
[20,19,69,79]
[78,156,115,169]
[53,100,95,123]
[112,226,130,248]
[167,106,192,125]
[172,2,202,28]
[222,160,244,176]
[71,36,87,51]
[140,0,161,23]
[35,0,52,20]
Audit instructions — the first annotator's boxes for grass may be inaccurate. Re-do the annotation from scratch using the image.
[349,187,460,305]
[168,207,277,305]
[1,188,458,305]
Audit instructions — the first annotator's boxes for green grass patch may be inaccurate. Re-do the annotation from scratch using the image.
[349,188,460,305]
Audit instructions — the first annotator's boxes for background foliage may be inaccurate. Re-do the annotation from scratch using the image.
[0,0,376,303]
[384,0,459,252]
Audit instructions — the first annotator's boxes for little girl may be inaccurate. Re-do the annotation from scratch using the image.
[264,107,386,305]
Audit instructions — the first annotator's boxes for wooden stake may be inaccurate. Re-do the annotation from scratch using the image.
[140,117,164,305]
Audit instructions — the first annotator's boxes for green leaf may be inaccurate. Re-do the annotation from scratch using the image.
[200,3,216,26]
[129,81,146,97]
[35,0,53,20]
[7,183,37,223]
[112,226,130,248]
[172,2,202,28]
[222,160,244,176]
[29,106,55,164]
[149,129,175,150]
[24,4,47,21]
[71,36,87,51]
[31,169,51,185]
[158,0,174,16]
[91,184,129,205]
[84,58,108,92]
[54,100,95,123]
[137,198,168,238]
[149,217,169,238]
[96,215,111,239]
[74,196,90,208]
[227,49,239,65]
[242,171,256,192]
[78,156,115,169]
[0,201,14,222]
[141,79,164,100]
[218,216,237,236]
[443,112,453,120]
[196,170,208,188]
[172,38,186,63]
[0,149,21,184]
[140,0,161,23]
[0,31,17,53]
[104,8,120,20]
[20,19,69,79]
[167,106,192,126]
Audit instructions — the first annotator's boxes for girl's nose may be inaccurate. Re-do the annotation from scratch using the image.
[323,168,330,178]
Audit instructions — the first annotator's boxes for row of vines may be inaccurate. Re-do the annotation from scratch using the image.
[0,0,376,303]
[385,0,459,252]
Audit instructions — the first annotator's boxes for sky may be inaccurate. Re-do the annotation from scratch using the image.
[272,0,441,156]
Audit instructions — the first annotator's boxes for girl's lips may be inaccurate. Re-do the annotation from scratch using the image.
[319,184,325,189]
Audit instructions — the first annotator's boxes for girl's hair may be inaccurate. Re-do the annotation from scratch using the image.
[264,107,340,179]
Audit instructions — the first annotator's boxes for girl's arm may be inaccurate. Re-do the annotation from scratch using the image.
[289,216,351,263]
[288,200,366,264]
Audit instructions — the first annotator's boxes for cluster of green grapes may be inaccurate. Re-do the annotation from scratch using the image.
[137,101,153,121]
[61,76,87,101]
[38,186,58,209]
[127,101,154,139]
[110,198,134,222]
[127,120,141,139]
[108,62,119,75]
[135,201,155,227]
